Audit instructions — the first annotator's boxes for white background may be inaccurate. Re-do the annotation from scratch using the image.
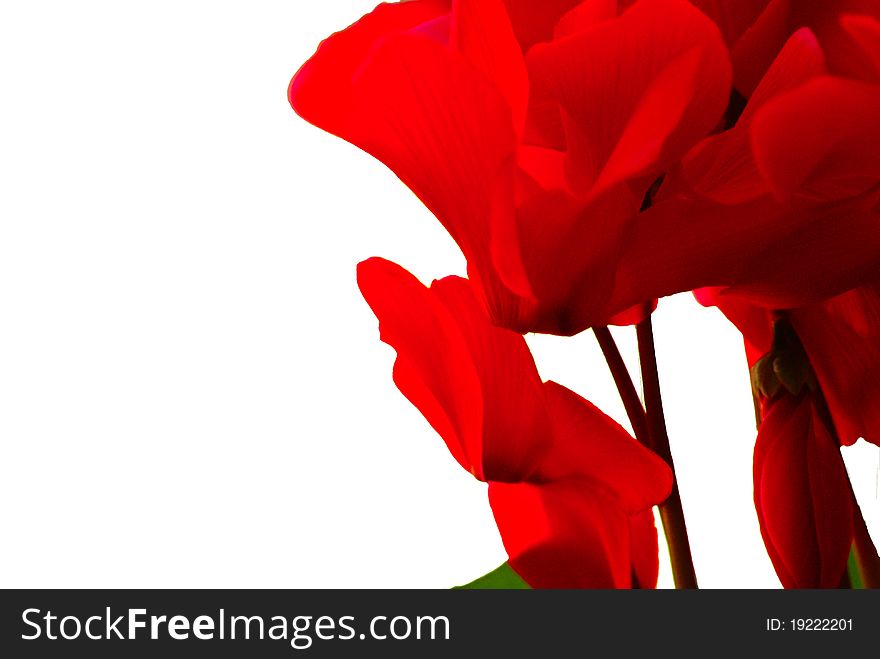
[1,1,877,588]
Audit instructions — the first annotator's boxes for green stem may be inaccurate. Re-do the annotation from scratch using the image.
[636,316,699,589]
[848,481,880,589]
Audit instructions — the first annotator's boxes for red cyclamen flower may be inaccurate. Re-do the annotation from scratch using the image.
[291,0,731,335]
[357,257,672,587]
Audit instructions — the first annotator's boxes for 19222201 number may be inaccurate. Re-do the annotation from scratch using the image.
[790,619,852,631]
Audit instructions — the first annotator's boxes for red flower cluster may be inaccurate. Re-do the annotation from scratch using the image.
[290,1,880,588]
[291,0,731,335]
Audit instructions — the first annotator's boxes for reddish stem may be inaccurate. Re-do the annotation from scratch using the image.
[593,327,649,446]
[636,316,699,589]
[594,323,698,588]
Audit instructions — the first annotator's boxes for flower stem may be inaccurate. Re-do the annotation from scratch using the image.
[594,322,699,588]
[848,479,880,589]
[593,326,649,446]
[636,316,699,589]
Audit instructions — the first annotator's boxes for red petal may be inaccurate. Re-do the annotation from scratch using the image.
[751,77,880,202]
[821,283,880,337]
[679,129,769,205]
[681,29,826,204]
[358,258,554,482]
[752,396,796,587]
[527,0,731,194]
[791,1,880,81]
[598,195,785,319]
[430,276,552,482]
[842,14,880,79]
[499,0,583,51]
[754,394,853,588]
[729,0,791,94]
[595,46,705,192]
[602,189,880,320]
[354,33,519,272]
[606,300,657,327]
[357,258,484,477]
[805,404,856,588]
[489,480,632,588]
[289,0,450,135]
[628,510,660,589]
[731,0,880,92]
[553,0,618,38]
[695,288,774,366]
[522,93,566,150]
[688,0,771,48]
[537,382,672,512]
[723,197,880,309]
[515,145,569,193]
[792,285,880,447]
[740,29,827,123]
[293,14,527,305]
[506,183,641,335]
[452,0,528,132]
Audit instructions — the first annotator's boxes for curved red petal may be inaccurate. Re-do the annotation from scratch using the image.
[294,14,527,306]
[806,403,856,588]
[842,14,880,80]
[289,0,451,133]
[500,0,583,51]
[506,183,641,335]
[537,382,672,513]
[429,276,552,482]
[681,28,826,205]
[688,0,771,48]
[606,300,657,327]
[598,195,785,319]
[791,1,880,81]
[603,187,880,320]
[723,203,880,310]
[792,285,880,447]
[528,0,731,194]
[740,28,827,122]
[354,33,520,273]
[695,289,774,366]
[628,509,661,589]
[729,0,791,94]
[452,0,528,132]
[553,0,618,38]
[489,480,632,588]
[359,258,554,482]
[754,394,853,588]
[731,0,880,92]
[357,258,484,477]
[751,77,880,202]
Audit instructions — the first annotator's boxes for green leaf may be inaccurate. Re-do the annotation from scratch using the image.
[453,562,531,589]
[848,547,865,589]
